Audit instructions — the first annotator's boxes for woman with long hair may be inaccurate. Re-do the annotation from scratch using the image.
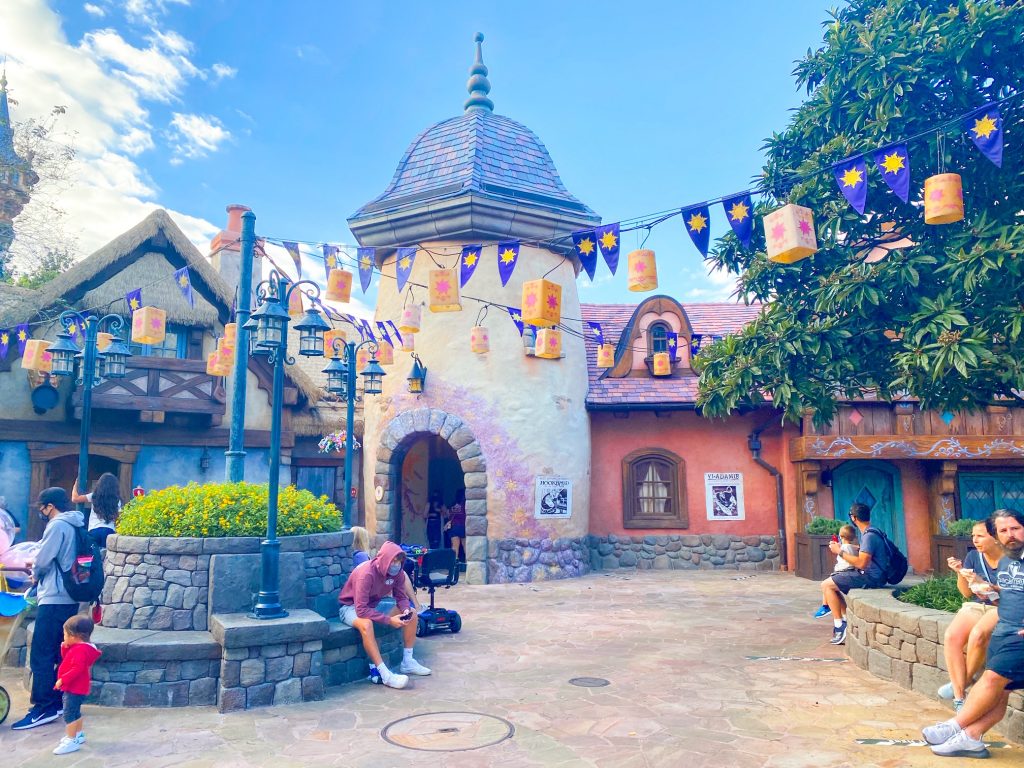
[71,472,121,548]
[350,526,371,567]
[445,488,467,563]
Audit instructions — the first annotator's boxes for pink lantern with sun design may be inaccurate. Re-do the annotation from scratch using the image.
[535,328,562,360]
[597,343,615,368]
[429,269,461,312]
[521,278,562,327]
[470,325,489,354]
[131,306,167,345]
[399,303,422,334]
[400,332,415,352]
[924,173,964,225]
[21,339,52,372]
[627,249,658,292]
[653,351,671,376]
[326,268,353,302]
[377,342,395,366]
[763,203,818,264]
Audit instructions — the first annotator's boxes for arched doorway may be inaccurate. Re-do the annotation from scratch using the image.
[393,434,464,552]
[832,460,906,552]
[373,407,488,584]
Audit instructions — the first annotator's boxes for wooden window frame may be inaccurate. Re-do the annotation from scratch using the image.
[646,321,671,358]
[622,447,688,529]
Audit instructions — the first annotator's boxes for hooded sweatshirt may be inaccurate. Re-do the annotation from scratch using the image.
[33,509,85,606]
[57,641,102,696]
[338,541,411,624]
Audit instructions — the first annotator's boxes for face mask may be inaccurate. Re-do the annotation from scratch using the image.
[387,563,402,577]
[38,507,49,522]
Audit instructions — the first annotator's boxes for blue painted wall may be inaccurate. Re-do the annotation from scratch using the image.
[133,446,287,492]
[0,441,31,538]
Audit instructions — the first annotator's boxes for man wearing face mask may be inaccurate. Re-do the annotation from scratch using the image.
[11,488,83,731]
[338,540,431,689]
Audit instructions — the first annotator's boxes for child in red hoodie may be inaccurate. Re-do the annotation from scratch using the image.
[52,615,101,755]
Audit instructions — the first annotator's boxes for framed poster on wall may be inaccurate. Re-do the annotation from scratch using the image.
[535,476,572,518]
[705,472,745,521]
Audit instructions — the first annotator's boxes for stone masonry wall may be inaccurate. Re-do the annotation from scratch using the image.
[488,536,591,583]
[101,532,352,630]
[219,639,325,711]
[846,591,1024,745]
[588,534,780,571]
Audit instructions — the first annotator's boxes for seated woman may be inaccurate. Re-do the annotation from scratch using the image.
[939,519,1002,711]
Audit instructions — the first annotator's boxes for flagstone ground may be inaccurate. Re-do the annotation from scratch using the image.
[2,571,1018,767]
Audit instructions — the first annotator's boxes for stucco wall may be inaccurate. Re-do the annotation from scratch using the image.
[362,241,592,544]
[590,410,790,538]
[133,446,281,492]
[0,353,70,422]
[896,460,932,574]
[0,440,31,535]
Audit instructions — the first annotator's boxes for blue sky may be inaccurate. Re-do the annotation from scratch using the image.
[3,0,837,306]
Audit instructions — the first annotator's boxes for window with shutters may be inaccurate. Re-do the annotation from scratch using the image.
[622,448,688,529]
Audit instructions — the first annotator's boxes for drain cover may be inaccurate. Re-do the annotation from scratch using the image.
[569,677,610,687]
[381,711,514,752]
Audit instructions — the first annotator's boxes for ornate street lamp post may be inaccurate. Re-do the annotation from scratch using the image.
[225,210,257,482]
[248,270,330,620]
[322,337,385,529]
[48,312,132,513]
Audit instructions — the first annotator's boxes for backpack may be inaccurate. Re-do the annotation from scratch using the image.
[866,526,909,585]
[56,520,105,603]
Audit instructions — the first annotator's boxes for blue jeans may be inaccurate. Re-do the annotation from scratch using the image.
[30,603,79,711]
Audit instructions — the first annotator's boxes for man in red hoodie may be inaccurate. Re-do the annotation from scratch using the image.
[338,541,431,689]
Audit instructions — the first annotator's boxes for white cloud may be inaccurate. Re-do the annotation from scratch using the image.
[79,28,199,103]
[211,62,236,81]
[83,3,105,17]
[168,113,231,160]
[122,0,190,25]
[0,1,216,265]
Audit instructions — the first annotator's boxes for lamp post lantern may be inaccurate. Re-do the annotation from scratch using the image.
[48,312,132,514]
[249,270,329,620]
[323,337,385,529]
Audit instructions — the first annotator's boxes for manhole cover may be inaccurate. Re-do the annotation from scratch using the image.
[569,677,610,687]
[381,711,514,752]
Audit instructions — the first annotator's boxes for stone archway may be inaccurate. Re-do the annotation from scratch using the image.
[373,408,488,584]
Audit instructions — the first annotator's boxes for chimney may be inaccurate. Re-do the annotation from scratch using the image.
[209,204,250,290]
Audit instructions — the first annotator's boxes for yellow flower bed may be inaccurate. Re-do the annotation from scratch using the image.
[117,482,342,538]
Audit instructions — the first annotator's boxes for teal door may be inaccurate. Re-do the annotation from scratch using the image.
[832,460,906,552]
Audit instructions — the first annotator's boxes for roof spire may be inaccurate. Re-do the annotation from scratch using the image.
[464,32,494,113]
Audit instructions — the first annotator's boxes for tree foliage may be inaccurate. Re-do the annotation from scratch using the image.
[696,0,1024,426]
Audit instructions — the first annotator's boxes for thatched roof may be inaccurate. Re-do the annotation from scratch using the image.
[291,401,362,438]
[0,209,233,327]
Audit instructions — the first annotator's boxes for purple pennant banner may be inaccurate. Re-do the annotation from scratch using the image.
[572,230,599,281]
[506,306,525,336]
[386,320,403,346]
[395,247,416,293]
[0,329,9,360]
[460,245,482,287]
[833,155,869,214]
[873,143,911,203]
[595,223,620,275]
[357,248,375,294]
[586,321,604,346]
[965,106,1003,167]
[496,241,520,287]
[681,204,711,256]
[16,323,29,355]
[722,194,754,249]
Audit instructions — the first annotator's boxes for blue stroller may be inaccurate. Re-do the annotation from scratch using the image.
[0,567,32,725]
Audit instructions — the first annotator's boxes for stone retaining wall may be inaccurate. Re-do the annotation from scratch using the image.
[588,534,780,571]
[488,536,591,582]
[846,591,1024,745]
[101,532,353,630]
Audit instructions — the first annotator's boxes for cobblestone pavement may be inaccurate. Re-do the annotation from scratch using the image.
[2,571,1018,767]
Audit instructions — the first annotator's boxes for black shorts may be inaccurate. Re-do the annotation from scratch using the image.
[986,633,1024,690]
[448,525,466,538]
[63,692,86,723]
[830,570,883,594]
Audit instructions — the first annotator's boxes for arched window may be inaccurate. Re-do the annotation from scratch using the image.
[622,448,688,529]
[647,321,670,356]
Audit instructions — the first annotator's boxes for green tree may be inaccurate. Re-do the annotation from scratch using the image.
[696,0,1024,426]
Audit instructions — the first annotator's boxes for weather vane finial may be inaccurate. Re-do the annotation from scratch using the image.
[464,33,494,113]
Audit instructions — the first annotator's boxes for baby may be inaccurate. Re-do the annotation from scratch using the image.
[814,525,860,618]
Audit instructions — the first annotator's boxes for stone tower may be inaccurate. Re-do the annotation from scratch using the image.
[348,34,601,584]
[0,71,38,260]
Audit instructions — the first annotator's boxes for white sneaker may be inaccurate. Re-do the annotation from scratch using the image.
[937,682,955,700]
[922,719,961,745]
[930,729,990,758]
[381,670,409,689]
[75,732,86,745]
[53,737,81,755]
[400,658,432,676]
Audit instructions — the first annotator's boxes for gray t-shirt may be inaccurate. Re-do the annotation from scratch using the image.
[994,556,1024,637]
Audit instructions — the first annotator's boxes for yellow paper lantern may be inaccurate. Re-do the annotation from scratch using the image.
[763,203,818,264]
[470,325,489,354]
[400,333,415,353]
[96,332,113,352]
[399,304,422,334]
[131,306,167,345]
[356,347,370,373]
[521,279,562,326]
[324,329,347,358]
[924,173,965,225]
[326,268,353,302]
[377,342,395,366]
[223,323,237,350]
[627,249,658,292]
[597,343,615,368]
[535,328,562,360]
[206,350,231,377]
[288,290,304,318]
[653,351,671,376]
[429,269,461,312]
[21,339,52,372]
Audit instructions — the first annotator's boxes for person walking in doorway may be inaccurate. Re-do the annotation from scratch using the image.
[445,488,467,563]
[423,491,446,550]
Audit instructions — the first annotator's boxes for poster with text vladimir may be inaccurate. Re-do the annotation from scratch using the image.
[705,472,745,521]
[535,476,572,519]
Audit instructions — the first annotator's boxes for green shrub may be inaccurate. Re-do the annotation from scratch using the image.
[117,482,342,538]
[946,518,984,538]
[897,575,967,613]
[805,516,845,536]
